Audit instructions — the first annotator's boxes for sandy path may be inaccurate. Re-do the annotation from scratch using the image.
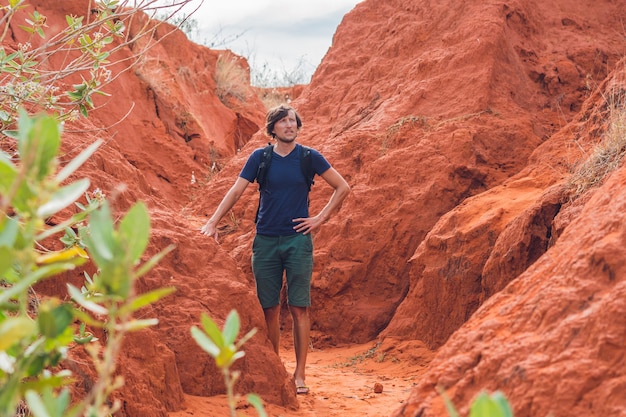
[170,339,433,416]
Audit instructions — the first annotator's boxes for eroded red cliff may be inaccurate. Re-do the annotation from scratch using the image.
[7,0,626,416]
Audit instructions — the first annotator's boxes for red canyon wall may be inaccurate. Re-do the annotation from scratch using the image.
[5,0,626,416]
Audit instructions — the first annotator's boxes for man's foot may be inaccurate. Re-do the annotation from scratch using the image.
[296,385,309,395]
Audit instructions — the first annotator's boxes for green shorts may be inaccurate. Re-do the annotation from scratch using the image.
[251,233,313,309]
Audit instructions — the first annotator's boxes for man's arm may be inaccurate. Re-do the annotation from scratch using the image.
[293,167,350,235]
[200,176,251,242]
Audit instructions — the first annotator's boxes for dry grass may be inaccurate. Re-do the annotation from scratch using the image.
[258,89,291,110]
[567,84,626,198]
[214,54,250,105]
[380,115,429,156]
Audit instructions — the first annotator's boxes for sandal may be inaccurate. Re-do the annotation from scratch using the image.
[296,386,309,395]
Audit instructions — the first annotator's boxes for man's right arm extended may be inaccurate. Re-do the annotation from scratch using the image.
[200,177,251,242]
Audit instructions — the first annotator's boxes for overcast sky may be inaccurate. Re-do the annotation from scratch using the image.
[155,0,364,85]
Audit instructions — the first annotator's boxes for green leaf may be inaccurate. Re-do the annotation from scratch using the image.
[134,244,175,279]
[11,177,38,214]
[0,152,17,194]
[2,129,18,139]
[0,110,10,123]
[190,326,220,358]
[469,391,508,417]
[118,286,176,316]
[17,111,61,181]
[65,15,83,30]
[98,262,130,298]
[81,202,115,265]
[492,392,513,417]
[16,108,33,149]
[55,139,102,183]
[0,263,76,305]
[246,394,268,417]
[116,318,158,332]
[26,352,47,378]
[25,386,71,417]
[118,201,150,265]
[60,227,78,246]
[20,374,73,393]
[24,390,51,417]
[73,333,94,344]
[0,247,11,276]
[200,312,225,348]
[438,387,461,417]
[21,59,38,69]
[37,179,90,217]
[0,316,36,350]
[215,346,237,368]
[37,301,74,339]
[84,95,94,109]
[52,388,71,417]
[0,215,19,246]
[36,209,91,241]
[222,309,240,347]
[72,309,104,329]
[67,284,107,316]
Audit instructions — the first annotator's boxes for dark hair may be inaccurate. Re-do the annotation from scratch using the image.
[265,105,302,137]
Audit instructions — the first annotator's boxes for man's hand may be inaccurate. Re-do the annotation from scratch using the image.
[293,215,324,235]
[200,220,219,242]
[198,177,251,243]
[292,167,350,235]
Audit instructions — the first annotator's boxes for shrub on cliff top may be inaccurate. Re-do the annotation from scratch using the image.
[0,0,195,131]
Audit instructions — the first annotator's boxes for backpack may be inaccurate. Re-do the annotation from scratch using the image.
[254,143,315,222]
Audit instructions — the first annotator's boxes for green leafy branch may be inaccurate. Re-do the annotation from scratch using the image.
[441,388,514,417]
[191,309,267,417]
[0,0,197,128]
[0,110,174,417]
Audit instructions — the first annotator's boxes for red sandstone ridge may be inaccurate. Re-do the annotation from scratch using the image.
[388,63,626,417]
[5,0,626,416]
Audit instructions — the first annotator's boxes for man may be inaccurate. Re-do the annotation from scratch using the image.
[200,105,350,394]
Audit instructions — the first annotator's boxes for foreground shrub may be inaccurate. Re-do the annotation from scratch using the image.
[0,110,174,416]
[191,309,266,417]
[442,389,513,417]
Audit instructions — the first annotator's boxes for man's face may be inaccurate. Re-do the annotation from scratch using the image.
[272,110,299,143]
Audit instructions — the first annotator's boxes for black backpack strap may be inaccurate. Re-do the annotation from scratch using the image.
[300,145,315,191]
[256,143,274,190]
[255,143,273,223]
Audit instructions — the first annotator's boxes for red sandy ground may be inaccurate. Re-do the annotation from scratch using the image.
[169,338,434,417]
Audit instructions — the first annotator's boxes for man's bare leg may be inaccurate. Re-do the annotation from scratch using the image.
[290,305,310,387]
[263,305,281,354]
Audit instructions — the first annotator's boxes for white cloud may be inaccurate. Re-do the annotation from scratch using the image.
[153,0,363,85]
[194,0,360,27]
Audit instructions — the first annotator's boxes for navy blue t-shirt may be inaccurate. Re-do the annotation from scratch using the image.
[240,144,331,236]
